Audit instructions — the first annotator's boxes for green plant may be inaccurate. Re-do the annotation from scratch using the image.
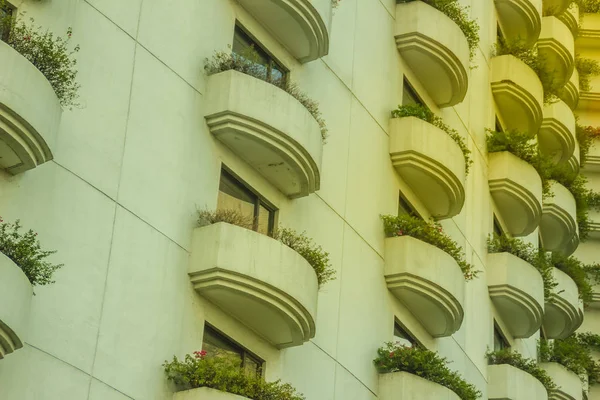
[486,129,553,197]
[487,234,557,298]
[0,218,62,286]
[204,48,327,141]
[550,252,597,303]
[0,6,80,107]
[197,210,335,287]
[574,0,600,13]
[576,55,600,92]
[398,0,479,62]
[392,104,472,174]
[577,332,600,352]
[374,343,481,400]
[486,349,557,393]
[381,214,479,280]
[539,337,600,384]
[576,124,600,165]
[164,351,305,400]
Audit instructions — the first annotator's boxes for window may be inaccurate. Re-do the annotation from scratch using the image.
[493,216,503,236]
[202,324,264,377]
[495,116,504,133]
[402,78,424,106]
[394,321,418,348]
[493,323,510,351]
[0,3,13,43]
[217,168,276,235]
[232,25,287,83]
[398,193,418,218]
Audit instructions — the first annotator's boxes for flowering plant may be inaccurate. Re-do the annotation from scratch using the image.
[381,214,478,280]
[374,342,481,400]
[163,351,305,400]
[0,218,62,286]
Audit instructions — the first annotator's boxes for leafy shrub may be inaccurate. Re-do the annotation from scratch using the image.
[0,218,62,286]
[392,104,472,174]
[576,55,600,92]
[550,252,597,303]
[486,129,553,197]
[398,0,479,62]
[539,337,600,384]
[575,0,600,13]
[381,214,479,280]
[164,351,305,400]
[197,210,335,287]
[204,48,327,141]
[374,343,482,400]
[577,332,600,352]
[576,124,600,165]
[486,349,557,393]
[0,7,80,107]
[487,234,557,298]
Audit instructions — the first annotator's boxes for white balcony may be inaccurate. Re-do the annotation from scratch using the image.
[541,362,583,400]
[174,387,248,400]
[538,17,575,88]
[542,267,582,339]
[559,68,580,110]
[488,364,548,400]
[379,372,461,400]
[538,100,576,163]
[540,181,577,253]
[495,0,542,46]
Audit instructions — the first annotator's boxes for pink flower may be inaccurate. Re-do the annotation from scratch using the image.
[396,230,403,236]
[193,350,207,359]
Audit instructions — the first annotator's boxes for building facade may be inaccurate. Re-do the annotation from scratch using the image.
[0,0,599,399]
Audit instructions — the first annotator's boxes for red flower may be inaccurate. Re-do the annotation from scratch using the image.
[389,352,394,358]
[193,350,207,359]
[396,230,403,236]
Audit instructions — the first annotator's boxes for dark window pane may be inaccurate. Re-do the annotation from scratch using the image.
[493,325,509,351]
[493,217,503,236]
[398,193,419,218]
[202,325,264,377]
[232,25,287,82]
[394,322,416,347]
[217,170,256,222]
[402,79,423,106]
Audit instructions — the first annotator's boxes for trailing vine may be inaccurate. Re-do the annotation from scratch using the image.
[575,55,600,92]
[576,123,600,164]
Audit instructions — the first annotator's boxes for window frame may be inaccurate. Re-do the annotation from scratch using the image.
[402,78,425,107]
[393,319,420,348]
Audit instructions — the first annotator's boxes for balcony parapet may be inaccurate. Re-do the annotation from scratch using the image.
[495,0,542,46]
[559,68,580,110]
[542,268,583,339]
[488,364,548,400]
[379,371,461,400]
[538,99,576,164]
[540,181,577,253]
[541,362,583,400]
[538,17,575,88]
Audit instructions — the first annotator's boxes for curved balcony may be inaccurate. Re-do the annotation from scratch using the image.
[559,68,580,110]
[487,253,544,338]
[188,222,318,349]
[0,40,61,174]
[538,100,576,163]
[495,0,542,46]
[543,267,582,339]
[558,3,579,36]
[564,227,580,257]
[567,141,580,175]
[237,0,330,63]
[394,1,469,108]
[389,117,466,220]
[384,236,465,338]
[174,387,248,400]
[489,152,543,237]
[540,181,577,253]
[204,70,322,199]
[488,364,548,400]
[538,17,575,88]
[379,372,461,400]
[0,253,32,359]
[491,55,544,135]
[541,362,583,400]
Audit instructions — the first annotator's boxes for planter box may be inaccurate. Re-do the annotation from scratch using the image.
[174,387,248,400]
[538,100,576,164]
[488,151,542,237]
[538,16,575,87]
[543,267,582,339]
[204,70,322,199]
[495,0,542,46]
[379,371,461,400]
[540,181,577,253]
[541,362,582,400]
[384,236,465,337]
[0,40,61,174]
[491,55,544,135]
[389,117,466,220]
[394,1,469,107]
[488,364,548,400]
[188,223,318,348]
[236,0,330,63]
[0,253,32,358]
[487,253,544,338]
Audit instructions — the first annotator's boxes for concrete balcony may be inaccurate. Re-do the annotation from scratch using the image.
[559,68,580,110]
[538,17,575,88]
[0,41,61,174]
[538,100,576,163]
[564,226,580,257]
[389,117,466,220]
[557,3,579,36]
[540,181,577,253]
[543,267,582,339]
[491,55,544,135]
[487,253,544,338]
[384,236,465,338]
[237,0,330,63]
[395,1,469,108]
[379,372,461,400]
[204,70,322,199]
[0,253,32,359]
[174,388,248,400]
[489,152,543,237]
[488,364,548,400]
[495,0,542,46]
[567,141,580,175]
[188,222,318,349]
[541,362,583,400]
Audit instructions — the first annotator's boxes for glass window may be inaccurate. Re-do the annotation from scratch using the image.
[495,117,504,133]
[402,79,424,106]
[202,324,264,377]
[394,321,417,347]
[217,168,275,235]
[493,216,503,236]
[232,25,287,83]
[493,324,510,351]
[398,193,419,218]
[0,3,13,43]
